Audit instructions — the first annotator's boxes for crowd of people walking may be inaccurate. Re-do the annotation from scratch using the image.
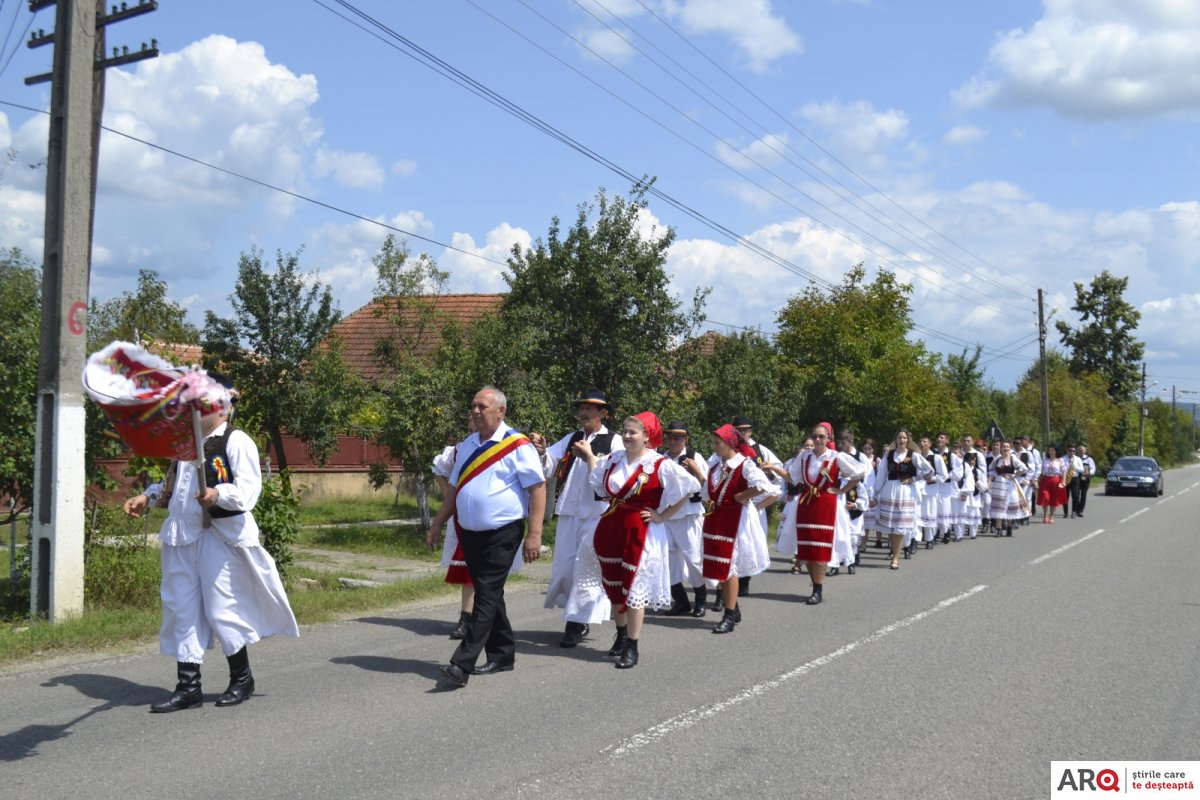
[424,386,1099,685]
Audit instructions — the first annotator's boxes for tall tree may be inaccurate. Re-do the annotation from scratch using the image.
[496,183,706,430]
[364,235,461,526]
[1055,270,1145,402]
[88,269,201,352]
[1013,352,1121,457]
[775,264,968,441]
[0,249,40,524]
[202,246,341,472]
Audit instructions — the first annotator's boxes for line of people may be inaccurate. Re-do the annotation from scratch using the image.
[424,386,1099,685]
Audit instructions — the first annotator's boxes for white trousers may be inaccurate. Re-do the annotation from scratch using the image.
[160,531,299,663]
[544,514,611,624]
[663,513,705,587]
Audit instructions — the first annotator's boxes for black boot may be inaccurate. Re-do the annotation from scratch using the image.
[559,621,588,648]
[448,610,471,640]
[712,606,741,634]
[737,576,751,597]
[807,584,823,605]
[215,647,255,707]
[711,591,724,614]
[690,586,708,618]
[150,662,203,713]
[664,583,692,616]
[615,638,639,669]
[606,625,629,659]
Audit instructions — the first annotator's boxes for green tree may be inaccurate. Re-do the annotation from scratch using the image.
[0,249,40,523]
[363,235,462,527]
[775,264,969,442]
[202,246,341,472]
[88,269,201,352]
[1012,353,1122,457]
[1055,270,1145,403]
[495,183,706,430]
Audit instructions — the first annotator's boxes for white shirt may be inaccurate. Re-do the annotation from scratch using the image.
[704,453,781,501]
[787,448,870,486]
[1080,456,1097,478]
[158,423,262,548]
[588,450,699,513]
[450,426,545,531]
[661,447,709,519]
[544,425,625,517]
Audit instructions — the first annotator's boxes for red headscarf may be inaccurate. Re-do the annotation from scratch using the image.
[633,411,663,450]
[816,421,834,439]
[714,423,756,458]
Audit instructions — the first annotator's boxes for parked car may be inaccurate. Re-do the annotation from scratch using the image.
[1104,456,1164,497]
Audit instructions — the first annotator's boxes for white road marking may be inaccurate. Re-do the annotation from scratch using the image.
[1119,508,1149,524]
[600,585,988,759]
[1028,529,1106,566]
[1156,495,1174,505]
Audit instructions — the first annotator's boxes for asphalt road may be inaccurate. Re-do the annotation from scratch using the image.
[3,465,1198,799]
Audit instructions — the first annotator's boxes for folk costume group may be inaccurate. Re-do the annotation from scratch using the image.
[122,377,1098,702]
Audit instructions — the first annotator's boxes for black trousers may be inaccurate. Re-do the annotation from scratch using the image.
[1064,477,1080,516]
[451,520,524,671]
[1074,477,1090,514]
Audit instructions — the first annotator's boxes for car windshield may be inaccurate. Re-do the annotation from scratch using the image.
[1112,458,1156,473]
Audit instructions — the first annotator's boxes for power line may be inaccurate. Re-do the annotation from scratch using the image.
[0,97,512,270]
[572,0,1031,306]
[627,0,1040,295]
[0,2,33,80]
[472,0,1032,319]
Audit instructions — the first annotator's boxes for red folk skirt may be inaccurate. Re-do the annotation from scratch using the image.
[1037,474,1067,508]
[444,520,472,586]
[794,488,838,563]
[594,503,650,611]
[702,503,741,582]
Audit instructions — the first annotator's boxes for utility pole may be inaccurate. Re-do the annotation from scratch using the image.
[1037,289,1051,448]
[25,0,158,621]
[1137,362,1147,457]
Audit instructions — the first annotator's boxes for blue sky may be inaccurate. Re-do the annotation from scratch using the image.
[1,0,1198,401]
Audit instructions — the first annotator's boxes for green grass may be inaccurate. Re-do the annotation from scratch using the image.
[296,522,437,560]
[296,496,435,527]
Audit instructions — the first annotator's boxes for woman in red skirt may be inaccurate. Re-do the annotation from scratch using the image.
[1037,444,1068,524]
[789,422,869,605]
[702,424,779,634]
[584,412,699,669]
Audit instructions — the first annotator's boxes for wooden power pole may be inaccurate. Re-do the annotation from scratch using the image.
[1037,288,1051,449]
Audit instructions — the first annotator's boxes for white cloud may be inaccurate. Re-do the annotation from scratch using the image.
[391,159,417,176]
[669,0,802,72]
[440,223,533,294]
[799,100,909,157]
[313,149,385,190]
[956,0,1200,119]
[714,132,790,171]
[943,125,987,146]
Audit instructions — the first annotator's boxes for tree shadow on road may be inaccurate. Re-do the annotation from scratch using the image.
[0,673,162,763]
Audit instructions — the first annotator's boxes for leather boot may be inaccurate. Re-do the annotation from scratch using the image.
[215,647,255,707]
[615,638,639,669]
[690,586,708,618]
[806,584,823,605]
[711,590,724,614]
[664,583,692,616]
[150,662,202,713]
[737,576,751,597]
[606,625,629,659]
[449,610,471,640]
[712,607,740,634]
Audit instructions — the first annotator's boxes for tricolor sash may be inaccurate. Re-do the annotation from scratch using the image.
[456,429,530,489]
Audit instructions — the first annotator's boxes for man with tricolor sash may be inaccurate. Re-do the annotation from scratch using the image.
[427,387,546,687]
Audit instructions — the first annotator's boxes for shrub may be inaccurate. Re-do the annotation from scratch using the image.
[258,470,300,579]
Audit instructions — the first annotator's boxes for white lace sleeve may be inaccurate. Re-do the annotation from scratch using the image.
[657,458,699,510]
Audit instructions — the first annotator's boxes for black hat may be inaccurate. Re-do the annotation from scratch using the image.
[732,416,752,428]
[575,389,608,407]
[664,420,689,434]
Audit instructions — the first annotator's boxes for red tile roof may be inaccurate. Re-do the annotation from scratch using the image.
[328,293,504,382]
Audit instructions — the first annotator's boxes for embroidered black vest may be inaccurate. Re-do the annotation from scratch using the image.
[887,451,916,481]
[203,426,245,519]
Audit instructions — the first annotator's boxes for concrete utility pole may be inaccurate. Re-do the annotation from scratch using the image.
[1137,362,1148,457]
[1037,289,1051,448]
[26,0,158,621]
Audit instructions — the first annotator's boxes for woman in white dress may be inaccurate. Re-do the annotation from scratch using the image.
[988,439,1029,537]
[703,424,780,633]
[583,412,698,668]
[870,429,933,570]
